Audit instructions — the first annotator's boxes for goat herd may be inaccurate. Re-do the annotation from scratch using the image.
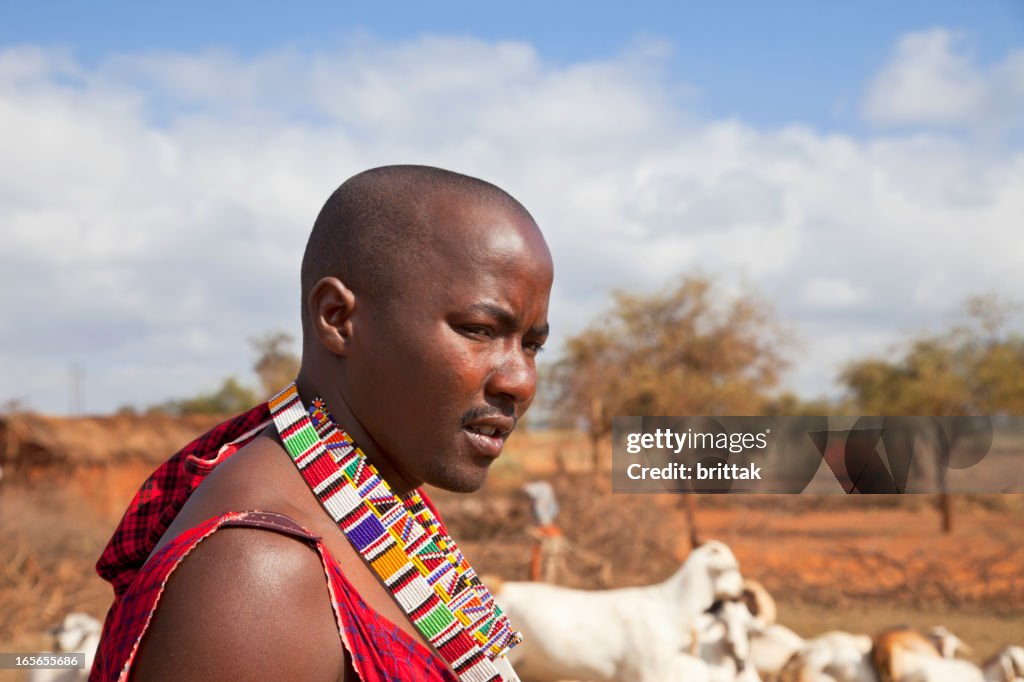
[493,540,1024,682]
[24,540,1023,682]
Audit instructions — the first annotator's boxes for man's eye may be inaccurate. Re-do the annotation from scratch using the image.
[461,325,493,337]
[524,342,545,354]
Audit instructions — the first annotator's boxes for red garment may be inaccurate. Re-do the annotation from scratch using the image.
[95,405,272,601]
[91,405,456,682]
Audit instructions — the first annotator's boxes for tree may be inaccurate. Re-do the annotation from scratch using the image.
[760,391,838,417]
[251,331,301,399]
[840,295,1024,532]
[551,275,790,470]
[156,377,258,416]
[842,295,1024,416]
[146,329,299,416]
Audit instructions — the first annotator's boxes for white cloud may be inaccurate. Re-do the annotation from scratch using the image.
[1,32,1022,412]
[802,278,868,309]
[862,28,1024,133]
[786,324,902,401]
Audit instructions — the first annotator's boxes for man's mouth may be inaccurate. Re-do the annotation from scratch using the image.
[466,424,502,437]
[461,417,515,457]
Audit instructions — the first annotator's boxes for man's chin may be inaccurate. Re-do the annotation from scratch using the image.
[425,460,492,493]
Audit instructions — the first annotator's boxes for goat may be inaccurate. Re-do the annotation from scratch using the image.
[497,539,744,682]
[741,578,777,626]
[898,655,984,682]
[925,626,972,660]
[668,652,713,682]
[779,631,876,682]
[27,612,102,682]
[871,628,941,682]
[748,621,805,679]
[690,599,763,682]
[731,578,804,679]
[872,627,982,682]
[983,646,1024,682]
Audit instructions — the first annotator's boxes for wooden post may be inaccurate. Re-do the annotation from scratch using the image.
[939,493,953,534]
[682,495,701,549]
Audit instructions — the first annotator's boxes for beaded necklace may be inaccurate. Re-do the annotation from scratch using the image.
[269,384,522,682]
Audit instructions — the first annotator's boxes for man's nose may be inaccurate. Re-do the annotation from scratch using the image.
[487,347,536,406]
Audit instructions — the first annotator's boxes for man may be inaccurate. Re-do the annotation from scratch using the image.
[90,166,553,681]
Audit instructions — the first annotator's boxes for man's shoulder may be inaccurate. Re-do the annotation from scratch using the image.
[151,430,314,549]
[96,405,273,593]
[131,521,345,680]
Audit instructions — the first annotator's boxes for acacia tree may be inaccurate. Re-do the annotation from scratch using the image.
[251,331,301,399]
[840,295,1024,532]
[156,377,258,416]
[842,295,1024,416]
[551,275,789,470]
[149,330,301,415]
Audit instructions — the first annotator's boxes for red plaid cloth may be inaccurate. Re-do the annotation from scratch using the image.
[95,404,272,600]
[91,405,457,681]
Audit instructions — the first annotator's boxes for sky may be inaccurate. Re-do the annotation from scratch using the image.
[2,2,1023,414]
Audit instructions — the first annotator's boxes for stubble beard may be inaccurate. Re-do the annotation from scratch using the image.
[421,450,492,494]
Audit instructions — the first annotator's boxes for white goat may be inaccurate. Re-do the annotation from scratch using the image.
[740,579,777,626]
[925,626,972,660]
[748,622,805,679]
[983,646,1024,682]
[897,653,983,682]
[498,540,744,682]
[731,578,805,679]
[668,652,713,682]
[690,599,763,682]
[780,631,876,682]
[27,612,102,682]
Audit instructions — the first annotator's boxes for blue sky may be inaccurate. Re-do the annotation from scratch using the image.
[5,1,1022,131]
[2,2,1023,413]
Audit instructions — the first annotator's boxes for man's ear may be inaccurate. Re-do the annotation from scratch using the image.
[308,277,356,356]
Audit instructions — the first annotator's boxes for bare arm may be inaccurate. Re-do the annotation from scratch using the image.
[130,526,346,681]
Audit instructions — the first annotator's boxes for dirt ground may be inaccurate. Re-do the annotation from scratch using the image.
[0,429,1022,681]
[439,482,1024,660]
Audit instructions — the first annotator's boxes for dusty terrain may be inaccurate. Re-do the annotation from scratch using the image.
[0,421,1021,680]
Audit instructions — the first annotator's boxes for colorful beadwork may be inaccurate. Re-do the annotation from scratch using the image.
[269,384,521,682]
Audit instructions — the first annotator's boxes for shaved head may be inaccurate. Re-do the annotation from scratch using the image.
[296,164,553,494]
[300,165,535,333]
